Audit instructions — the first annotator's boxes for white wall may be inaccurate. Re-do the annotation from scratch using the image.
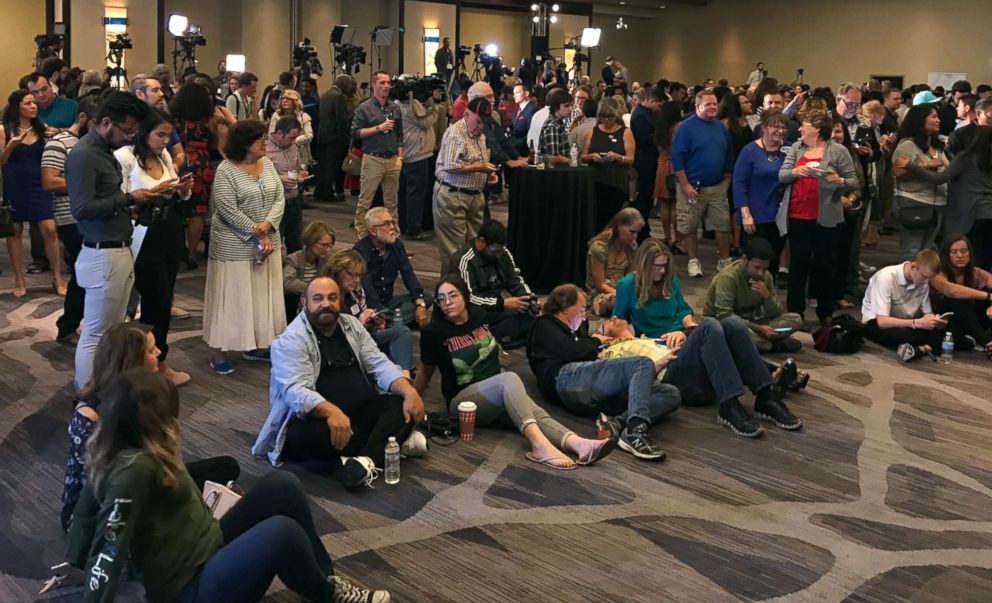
[402,0,456,76]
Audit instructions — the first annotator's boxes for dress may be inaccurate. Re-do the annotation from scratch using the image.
[175,119,216,216]
[1,126,52,222]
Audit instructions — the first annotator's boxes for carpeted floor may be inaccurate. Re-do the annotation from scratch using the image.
[2,198,992,602]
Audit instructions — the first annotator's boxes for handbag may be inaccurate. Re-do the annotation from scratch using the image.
[202,480,242,518]
[898,199,936,229]
[0,203,14,239]
[342,149,363,177]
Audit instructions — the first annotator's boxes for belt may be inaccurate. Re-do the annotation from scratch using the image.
[443,184,482,195]
[365,152,397,158]
[83,240,132,249]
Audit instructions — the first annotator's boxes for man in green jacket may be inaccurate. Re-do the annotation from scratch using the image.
[702,238,803,353]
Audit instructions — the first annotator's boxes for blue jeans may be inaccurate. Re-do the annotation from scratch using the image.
[373,324,414,370]
[555,356,681,424]
[662,316,774,406]
[178,472,334,602]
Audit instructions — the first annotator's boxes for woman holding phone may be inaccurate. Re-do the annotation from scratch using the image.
[115,109,194,386]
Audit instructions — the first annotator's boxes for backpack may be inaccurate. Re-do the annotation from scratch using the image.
[813,314,864,354]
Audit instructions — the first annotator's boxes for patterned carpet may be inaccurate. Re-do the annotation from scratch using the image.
[2,199,992,602]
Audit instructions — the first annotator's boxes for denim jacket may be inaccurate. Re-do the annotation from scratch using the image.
[251,311,404,466]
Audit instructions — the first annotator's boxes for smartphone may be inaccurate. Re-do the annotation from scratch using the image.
[938,312,954,320]
[178,172,194,182]
[774,327,795,333]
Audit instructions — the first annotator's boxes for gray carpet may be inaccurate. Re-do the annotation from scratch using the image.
[2,199,992,602]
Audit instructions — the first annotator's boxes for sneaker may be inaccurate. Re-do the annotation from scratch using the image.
[596,412,625,441]
[964,334,978,350]
[210,359,234,375]
[332,575,391,603]
[897,343,920,362]
[754,396,803,431]
[27,262,48,274]
[618,424,666,461]
[171,305,191,319]
[401,430,429,458]
[717,399,764,438]
[242,349,271,362]
[334,456,380,489]
[687,258,704,278]
[716,257,734,272]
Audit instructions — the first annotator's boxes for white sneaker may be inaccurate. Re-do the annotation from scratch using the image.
[401,430,429,458]
[716,257,734,272]
[332,575,391,603]
[171,305,190,319]
[687,258,704,277]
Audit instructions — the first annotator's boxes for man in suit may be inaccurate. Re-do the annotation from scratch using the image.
[601,57,615,87]
[314,75,356,202]
[434,37,455,87]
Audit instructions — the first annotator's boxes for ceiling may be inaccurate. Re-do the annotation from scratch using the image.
[588,0,704,15]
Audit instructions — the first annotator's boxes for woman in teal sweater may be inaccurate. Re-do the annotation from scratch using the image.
[613,238,695,338]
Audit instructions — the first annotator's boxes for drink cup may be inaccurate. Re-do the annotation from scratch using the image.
[287,169,298,182]
[457,401,477,441]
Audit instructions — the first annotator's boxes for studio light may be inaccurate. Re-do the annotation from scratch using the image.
[579,27,601,47]
[552,3,560,11]
[225,54,245,72]
[167,14,188,37]
[532,15,540,23]
[549,15,558,23]
[485,43,498,56]
[531,3,539,10]
[616,17,628,30]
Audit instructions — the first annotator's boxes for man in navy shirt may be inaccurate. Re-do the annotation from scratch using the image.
[630,85,665,242]
[354,207,432,328]
[671,89,734,278]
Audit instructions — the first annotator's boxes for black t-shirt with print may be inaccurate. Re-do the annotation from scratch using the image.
[419,306,502,402]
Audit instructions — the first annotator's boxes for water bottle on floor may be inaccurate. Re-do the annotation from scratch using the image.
[941,332,954,363]
[385,437,400,484]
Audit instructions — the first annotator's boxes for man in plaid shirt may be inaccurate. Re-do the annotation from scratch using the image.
[538,88,574,164]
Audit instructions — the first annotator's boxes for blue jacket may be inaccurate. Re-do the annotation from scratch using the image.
[251,312,403,466]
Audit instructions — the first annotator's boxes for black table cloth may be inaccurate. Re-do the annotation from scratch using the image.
[507,165,598,293]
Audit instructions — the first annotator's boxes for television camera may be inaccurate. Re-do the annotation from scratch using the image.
[388,75,446,103]
[293,37,324,80]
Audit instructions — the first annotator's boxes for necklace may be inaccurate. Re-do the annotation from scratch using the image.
[757,140,781,162]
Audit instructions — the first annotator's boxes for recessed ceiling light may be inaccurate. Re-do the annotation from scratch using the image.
[619,1,625,4]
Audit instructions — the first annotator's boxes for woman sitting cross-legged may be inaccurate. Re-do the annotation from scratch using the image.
[65,370,389,602]
[613,238,802,438]
[414,275,615,470]
[930,234,992,359]
[60,322,239,533]
[585,207,644,316]
[283,221,336,322]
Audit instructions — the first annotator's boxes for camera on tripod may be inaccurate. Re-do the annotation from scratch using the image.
[181,24,206,48]
[293,37,323,79]
[109,33,133,51]
[334,44,366,75]
[389,75,445,102]
[457,45,472,60]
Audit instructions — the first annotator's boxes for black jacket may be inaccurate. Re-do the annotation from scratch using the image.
[482,114,520,166]
[454,242,532,312]
[526,315,599,402]
[316,86,351,144]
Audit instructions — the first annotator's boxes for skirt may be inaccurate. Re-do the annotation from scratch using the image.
[203,256,287,352]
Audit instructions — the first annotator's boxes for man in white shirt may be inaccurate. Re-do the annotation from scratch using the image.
[526,104,550,154]
[746,62,766,88]
[861,249,947,361]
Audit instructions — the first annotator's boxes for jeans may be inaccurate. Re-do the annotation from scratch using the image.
[556,356,681,424]
[864,319,944,351]
[373,324,414,370]
[383,293,434,326]
[279,193,304,254]
[747,312,805,353]
[56,224,85,334]
[400,158,430,235]
[178,472,334,603]
[452,372,574,449]
[74,247,134,391]
[787,218,840,320]
[896,196,942,260]
[661,316,774,406]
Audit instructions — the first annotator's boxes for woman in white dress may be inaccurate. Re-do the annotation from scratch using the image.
[203,120,286,375]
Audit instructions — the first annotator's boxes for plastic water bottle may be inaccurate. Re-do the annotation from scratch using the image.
[569,143,579,167]
[393,307,403,328]
[941,331,954,363]
[384,437,400,484]
[534,147,543,169]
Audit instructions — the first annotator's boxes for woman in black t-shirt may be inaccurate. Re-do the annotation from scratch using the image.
[413,275,615,469]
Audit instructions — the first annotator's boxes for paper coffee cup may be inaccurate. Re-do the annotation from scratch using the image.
[458,401,477,441]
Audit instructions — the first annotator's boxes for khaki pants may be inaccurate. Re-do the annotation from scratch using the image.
[355,154,402,237]
[433,182,485,276]
[748,312,804,353]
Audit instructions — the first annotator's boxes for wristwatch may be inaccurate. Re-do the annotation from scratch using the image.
[415,298,427,308]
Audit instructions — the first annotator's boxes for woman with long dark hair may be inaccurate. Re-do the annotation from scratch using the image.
[930,234,992,358]
[652,101,685,252]
[719,93,754,256]
[1,89,65,296]
[115,108,193,386]
[892,104,947,258]
[66,369,388,602]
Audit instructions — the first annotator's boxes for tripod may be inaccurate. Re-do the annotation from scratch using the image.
[172,39,197,79]
[470,56,485,82]
[105,48,128,89]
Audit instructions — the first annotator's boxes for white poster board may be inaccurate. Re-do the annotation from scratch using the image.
[928,72,967,90]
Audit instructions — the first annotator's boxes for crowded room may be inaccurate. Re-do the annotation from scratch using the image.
[3,0,992,601]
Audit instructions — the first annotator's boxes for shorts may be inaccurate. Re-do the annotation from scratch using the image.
[676,180,731,234]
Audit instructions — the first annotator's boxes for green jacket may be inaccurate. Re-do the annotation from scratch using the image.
[702,260,784,328]
[67,451,223,603]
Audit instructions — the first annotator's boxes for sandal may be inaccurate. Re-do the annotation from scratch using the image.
[525,452,576,470]
[789,370,810,391]
[576,438,617,466]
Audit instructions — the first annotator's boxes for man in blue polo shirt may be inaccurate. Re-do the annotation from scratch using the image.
[671,89,734,278]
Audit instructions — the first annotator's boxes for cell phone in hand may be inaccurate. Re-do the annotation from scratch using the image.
[937,312,954,320]
[774,327,795,333]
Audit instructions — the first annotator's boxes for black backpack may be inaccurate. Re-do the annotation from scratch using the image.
[813,314,864,354]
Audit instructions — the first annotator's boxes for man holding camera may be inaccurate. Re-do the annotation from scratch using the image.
[453,219,536,349]
[352,71,403,238]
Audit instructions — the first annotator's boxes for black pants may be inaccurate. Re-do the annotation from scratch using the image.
[187,455,241,490]
[741,222,786,275]
[787,218,839,320]
[179,472,334,603]
[595,183,627,233]
[399,157,430,234]
[969,218,992,272]
[864,319,943,351]
[283,394,413,467]
[633,161,655,242]
[135,217,184,361]
[938,296,992,348]
[487,308,535,347]
[56,224,85,334]
[834,212,860,299]
[314,138,348,199]
[30,221,48,268]
[279,193,304,254]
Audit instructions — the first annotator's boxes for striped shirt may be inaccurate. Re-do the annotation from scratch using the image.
[435,118,489,190]
[40,131,78,227]
[208,158,285,262]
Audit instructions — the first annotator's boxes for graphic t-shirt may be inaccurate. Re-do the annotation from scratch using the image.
[420,306,501,402]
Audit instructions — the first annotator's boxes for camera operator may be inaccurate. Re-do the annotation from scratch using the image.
[315,75,356,202]
[397,80,440,240]
[351,71,404,237]
[434,37,454,88]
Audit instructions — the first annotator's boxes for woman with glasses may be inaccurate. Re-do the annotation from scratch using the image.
[586,207,644,316]
[283,221,335,321]
[323,249,413,377]
[612,239,802,439]
[268,89,314,167]
[416,275,615,470]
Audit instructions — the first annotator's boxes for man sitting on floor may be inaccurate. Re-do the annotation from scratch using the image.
[354,207,432,328]
[252,277,428,488]
[702,237,804,353]
[454,219,536,349]
[862,248,948,362]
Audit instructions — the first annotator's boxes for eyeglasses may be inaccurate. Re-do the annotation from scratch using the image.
[344,270,364,278]
[437,291,462,303]
[313,241,334,249]
[371,220,396,229]
[114,123,137,140]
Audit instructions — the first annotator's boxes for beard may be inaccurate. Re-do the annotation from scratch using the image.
[306,306,339,328]
[374,231,398,245]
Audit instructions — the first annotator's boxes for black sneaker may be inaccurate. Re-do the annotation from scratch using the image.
[332,575,391,603]
[618,424,666,461]
[596,412,625,441]
[754,397,803,431]
[718,399,764,438]
[772,358,798,399]
[333,456,380,489]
